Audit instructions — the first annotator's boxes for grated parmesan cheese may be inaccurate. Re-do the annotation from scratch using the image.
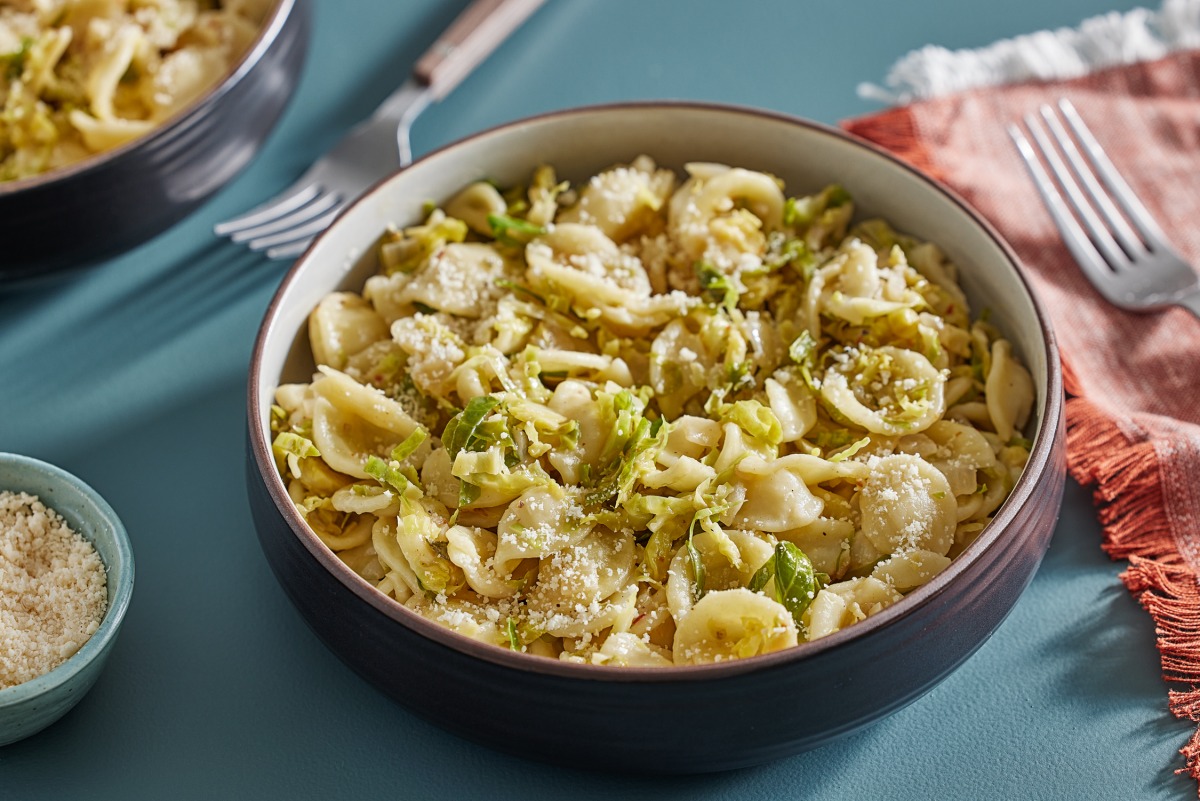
[0,491,108,689]
[274,158,1035,664]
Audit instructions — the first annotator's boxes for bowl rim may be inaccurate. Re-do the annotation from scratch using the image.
[0,0,298,195]
[0,452,135,705]
[249,99,1064,683]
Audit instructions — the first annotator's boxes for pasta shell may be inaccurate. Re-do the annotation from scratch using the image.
[309,292,389,370]
[985,339,1034,442]
[859,454,957,557]
[672,588,798,664]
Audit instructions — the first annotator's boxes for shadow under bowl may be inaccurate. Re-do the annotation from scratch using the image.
[0,452,135,746]
[246,102,1066,773]
[0,0,311,287]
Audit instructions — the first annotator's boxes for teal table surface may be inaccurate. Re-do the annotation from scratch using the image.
[1,1,1193,799]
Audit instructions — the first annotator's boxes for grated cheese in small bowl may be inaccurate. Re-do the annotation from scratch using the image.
[0,490,109,690]
[0,452,134,746]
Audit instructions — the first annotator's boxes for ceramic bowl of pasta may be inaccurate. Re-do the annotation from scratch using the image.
[0,0,309,284]
[246,102,1065,773]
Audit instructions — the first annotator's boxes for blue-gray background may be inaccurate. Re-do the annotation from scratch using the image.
[2,1,1190,798]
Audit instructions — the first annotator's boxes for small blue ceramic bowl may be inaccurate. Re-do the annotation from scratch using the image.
[0,453,134,746]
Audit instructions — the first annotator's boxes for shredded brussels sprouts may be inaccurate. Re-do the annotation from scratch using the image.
[272,156,1036,666]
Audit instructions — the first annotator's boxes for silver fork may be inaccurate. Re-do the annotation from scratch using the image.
[1008,98,1200,319]
[214,0,546,260]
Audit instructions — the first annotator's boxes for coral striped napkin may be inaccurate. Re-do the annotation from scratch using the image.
[842,1,1200,787]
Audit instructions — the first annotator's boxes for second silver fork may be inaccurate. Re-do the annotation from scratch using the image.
[215,0,546,260]
[1007,98,1200,319]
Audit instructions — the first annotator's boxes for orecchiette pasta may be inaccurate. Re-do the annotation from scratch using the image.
[672,588,798,664]
[1,0,270,181]
[270,156,1037,666]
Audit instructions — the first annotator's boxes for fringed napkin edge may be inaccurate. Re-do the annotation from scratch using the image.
[849,0,1200,786]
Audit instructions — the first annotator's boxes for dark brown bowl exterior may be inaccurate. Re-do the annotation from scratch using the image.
[245,103,1067,773]
[0,0,310,285]
[246,416,1064,772]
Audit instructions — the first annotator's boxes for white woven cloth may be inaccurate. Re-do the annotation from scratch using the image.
[859,0,1200,105]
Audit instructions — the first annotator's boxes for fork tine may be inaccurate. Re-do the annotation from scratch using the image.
[265,238,314,260]
[1007,122,1119,296]
[1056,98,1173,252]
[1038,103,1145,263]
[1021,112,1131,271]
[244,205,345,251]
[227,192,342,244]
[213,183,322,235]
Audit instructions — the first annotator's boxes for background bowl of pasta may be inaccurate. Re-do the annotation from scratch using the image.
[0,0,309,285]
[246,102,1066,773]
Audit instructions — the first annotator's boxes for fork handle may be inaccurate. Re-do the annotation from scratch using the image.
[413,0,547,102]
